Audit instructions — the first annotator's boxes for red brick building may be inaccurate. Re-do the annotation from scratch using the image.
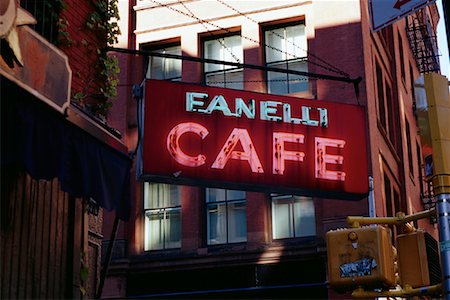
[1,1,130,298]
[102,0,442,298]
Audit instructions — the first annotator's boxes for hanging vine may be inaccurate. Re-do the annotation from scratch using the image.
[82,0,121,116]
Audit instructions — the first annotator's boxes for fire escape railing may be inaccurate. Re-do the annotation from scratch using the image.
[406,10,440,73]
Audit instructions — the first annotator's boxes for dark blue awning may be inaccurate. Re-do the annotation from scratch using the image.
[2,79,131,221]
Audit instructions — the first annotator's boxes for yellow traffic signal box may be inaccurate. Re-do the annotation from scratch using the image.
[326,226,396,290]
[396,229,442,288]
[396,230,429,288]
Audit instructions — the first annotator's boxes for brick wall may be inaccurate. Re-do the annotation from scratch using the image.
[59,0,105,108]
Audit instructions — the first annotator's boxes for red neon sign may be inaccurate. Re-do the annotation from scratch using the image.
[140,80,369,199]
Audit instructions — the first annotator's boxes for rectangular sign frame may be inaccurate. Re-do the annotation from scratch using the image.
[369,0,436,32]
[138,80,369,200]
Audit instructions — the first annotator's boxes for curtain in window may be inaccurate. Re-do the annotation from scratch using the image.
[206,188,247,244]
[146,45,181,81]
[144,183,181,250]
[272,196,316,239]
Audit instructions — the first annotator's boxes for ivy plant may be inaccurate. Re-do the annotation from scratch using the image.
[84,0,121,117]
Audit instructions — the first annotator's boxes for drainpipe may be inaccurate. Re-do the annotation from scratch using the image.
[96,215,120,299]
[368,176,376,218]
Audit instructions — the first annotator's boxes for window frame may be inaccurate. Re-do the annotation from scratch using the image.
[205,188,247,245]
[143,42,182,81]
[382,168,402,242]
[262,21,309,95]
[143,183,182,251]
[405,118,414,177]
[375,58,398,151]
[270,194,316,240]
[202,32,244,90]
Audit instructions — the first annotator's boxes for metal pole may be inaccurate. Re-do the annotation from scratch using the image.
[436,193,450,299]
[368,176,376,218]
[96,215,120,299]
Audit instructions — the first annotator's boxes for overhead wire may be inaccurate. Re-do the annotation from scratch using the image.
[214,0,350,77]
[176,0,241,64]
[147,0,339,77]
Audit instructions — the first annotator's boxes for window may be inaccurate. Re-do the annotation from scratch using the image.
[417,142,424,197]
[379,25,394,58]
[376,62,387,130]
[206,188,247,245]
[145,44,182,81]
[203,35,243,90]
[405,118,414,176]
[144,183,181,251]
[385,81,396,143]
[375,60,397,149]
[383,173,401,242]
[271,195,316,239]
[264,23,308,95]
[398,32,405,81]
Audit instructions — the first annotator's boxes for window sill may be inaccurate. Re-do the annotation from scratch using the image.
[142,247,182,256]
[270,235,318,247]
[206,242,247,253]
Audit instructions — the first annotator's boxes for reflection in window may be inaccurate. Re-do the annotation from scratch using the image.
[265,24,308,95]
[145,45,182,81]
[271,195,316,239]
[206,188,247,245]
[144,183,181,251]
[203,35,243,90]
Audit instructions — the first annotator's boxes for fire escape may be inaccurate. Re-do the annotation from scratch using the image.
[406,8,441,73]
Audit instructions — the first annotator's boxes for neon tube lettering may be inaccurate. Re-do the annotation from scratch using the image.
[315,137,346,181]
[211,128,264,173]
[186,92,208,113]
[166,122,208,167]
[272,132,305,175]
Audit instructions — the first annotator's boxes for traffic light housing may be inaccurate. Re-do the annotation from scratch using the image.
[396,230,441,288]
[326,225,396,290]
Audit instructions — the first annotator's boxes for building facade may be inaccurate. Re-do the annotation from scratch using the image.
[103,0,442,298]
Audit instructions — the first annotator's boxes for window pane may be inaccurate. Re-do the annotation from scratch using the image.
[287,60,308,93]
[164,46,182,79]
[207,203,227,244]
[144,183,182,251]
[144,183,171,208]
[376,62,386,129]
[286,24,307,58]
[265,24,308,95]
[144,210,164,251]
[204,35,242,87]
[265,28,284,63]
[147,56,164,79]
[293,197,316,237]
[227,190,246,200]
[267,62,288,95]
[205,39,223,61]
[223,35,243,67]
[144,183,163,209]
[206,72,226,87]
[168,185,181,207]
[165,208,181,249]
[272,198,293,239]
[224,69,244,90]
[228,201,247,243]
[146,45,181,80]
[206,188,226,203]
